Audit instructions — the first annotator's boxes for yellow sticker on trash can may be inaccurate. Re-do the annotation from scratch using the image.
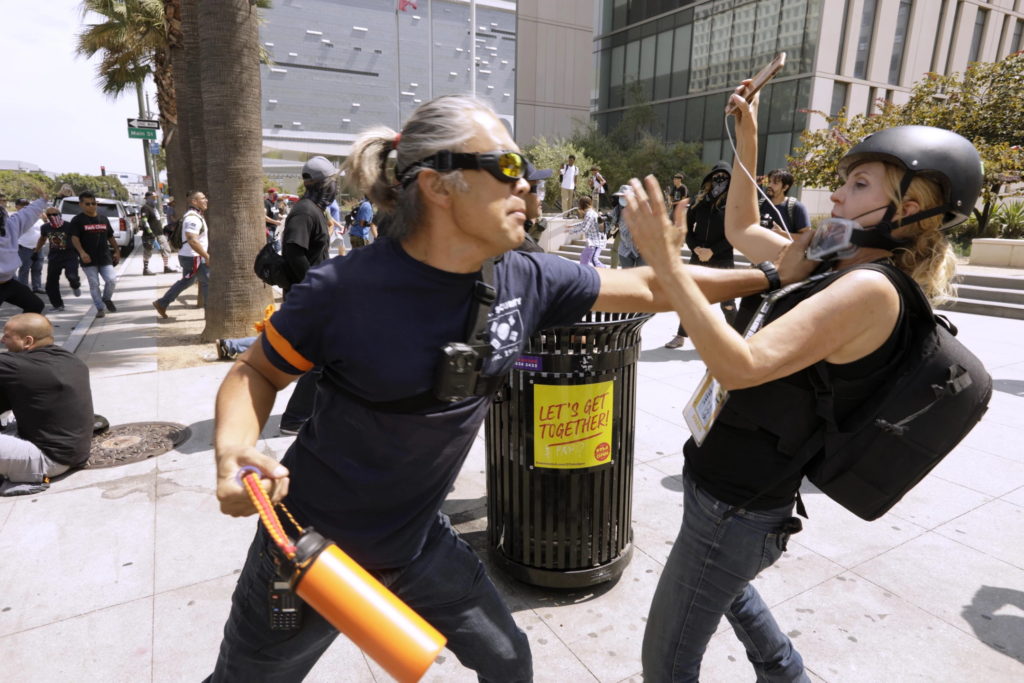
[533,380,614,469]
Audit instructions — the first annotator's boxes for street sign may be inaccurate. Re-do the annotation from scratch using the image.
[149,142,161,155]
[127,117,160,140]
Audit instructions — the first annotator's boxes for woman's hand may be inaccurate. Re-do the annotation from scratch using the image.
[624,175,687,272]
[727,79,759,138]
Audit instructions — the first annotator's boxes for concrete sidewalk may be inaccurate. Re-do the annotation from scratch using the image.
[1,248,1022,682]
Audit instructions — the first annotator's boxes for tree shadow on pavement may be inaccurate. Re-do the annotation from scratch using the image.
[961,585,1024,665]
[992,379,1024,398]
[639,348,702,363]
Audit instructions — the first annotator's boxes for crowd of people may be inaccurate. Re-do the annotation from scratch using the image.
[0,80,984,682]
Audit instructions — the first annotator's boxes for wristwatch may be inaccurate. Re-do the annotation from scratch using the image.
[756,261,781,292]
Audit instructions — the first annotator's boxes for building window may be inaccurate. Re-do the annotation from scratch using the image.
[969,8,988,63]
[670,24,692,97]
[853,0,878,79]
[888,0,913,84]
[835,0,851,73]
[654,30,674,100]
[1013,19,1024,54]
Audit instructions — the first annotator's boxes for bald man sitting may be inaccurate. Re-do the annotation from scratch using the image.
[0,313,93,490]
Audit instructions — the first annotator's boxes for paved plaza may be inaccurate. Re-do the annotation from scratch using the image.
[1,249,1022,682]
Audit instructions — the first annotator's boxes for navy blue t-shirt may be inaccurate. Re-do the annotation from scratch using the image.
[262,237,600,568]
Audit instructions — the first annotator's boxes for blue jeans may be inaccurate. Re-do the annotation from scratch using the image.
[82,264,117,311]
[223,336,257,356]
[158,255,209,308]
[206,514,531,682]
[642,472,808,683]
[17,246,43,290]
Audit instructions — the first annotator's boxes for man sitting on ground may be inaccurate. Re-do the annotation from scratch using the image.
[0,313,93,493]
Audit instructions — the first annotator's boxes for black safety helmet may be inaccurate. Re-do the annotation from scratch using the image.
[837,125,983,229]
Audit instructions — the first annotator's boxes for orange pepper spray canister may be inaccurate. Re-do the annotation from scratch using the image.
[290,528,447,683]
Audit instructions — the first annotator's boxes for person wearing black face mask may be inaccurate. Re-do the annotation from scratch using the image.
[664,161,736,349]
[282,156,337,292]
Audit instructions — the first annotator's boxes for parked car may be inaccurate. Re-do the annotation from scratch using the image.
[59,197,137,257]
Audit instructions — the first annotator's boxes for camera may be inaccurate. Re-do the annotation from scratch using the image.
[434,343,482,402]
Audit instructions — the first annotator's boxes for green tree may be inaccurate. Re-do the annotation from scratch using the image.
[76,0,176,191]
[54,173,129,201]
[519,139,594,212]
[0,171,56,202]
[790,52,1024,237]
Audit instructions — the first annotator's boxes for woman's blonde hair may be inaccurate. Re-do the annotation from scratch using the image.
[880,164,958,303]
[342,95,497,239]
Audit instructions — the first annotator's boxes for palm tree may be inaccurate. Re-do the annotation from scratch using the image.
[197,0,274,340]
[76,0,185,194]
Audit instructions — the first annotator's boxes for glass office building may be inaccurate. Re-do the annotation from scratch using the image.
[594,0,824,172]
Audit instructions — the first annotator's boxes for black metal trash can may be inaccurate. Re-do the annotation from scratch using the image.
[485,311,651,588]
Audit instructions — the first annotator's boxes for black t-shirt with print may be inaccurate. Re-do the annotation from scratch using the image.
[260,238,601,569]
[282,198,330,267]
[41,221,76,253]
[69,213,115,266]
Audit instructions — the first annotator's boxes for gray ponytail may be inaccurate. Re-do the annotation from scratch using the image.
[341,94,497,240]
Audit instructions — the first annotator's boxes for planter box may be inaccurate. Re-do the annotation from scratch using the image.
[969,238,1024,267]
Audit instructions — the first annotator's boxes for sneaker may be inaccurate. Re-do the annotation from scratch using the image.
[664,334,686,349]
[72,287,81,297]
[95,309,106,319]
[152,300,168,319]
[143,269,155,276]
[164,266,179,274]
[103,298,117,312]
[279,426,300,437]
[32,288,45,294]
[215,339,236,361]
[51,305,65,312]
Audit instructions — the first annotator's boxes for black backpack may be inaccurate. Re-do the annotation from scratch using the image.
[731,263,992,521]
[253,242,291,288]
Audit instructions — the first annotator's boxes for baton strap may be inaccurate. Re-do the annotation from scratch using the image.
[238,466,300,559]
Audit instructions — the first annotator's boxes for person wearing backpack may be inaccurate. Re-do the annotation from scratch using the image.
[152,190,210,318]
[626,79,986,683]
[759,168,810,234]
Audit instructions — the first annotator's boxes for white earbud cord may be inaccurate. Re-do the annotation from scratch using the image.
[723,112,794,242]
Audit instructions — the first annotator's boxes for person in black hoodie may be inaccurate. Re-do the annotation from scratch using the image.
[664,161,736,348]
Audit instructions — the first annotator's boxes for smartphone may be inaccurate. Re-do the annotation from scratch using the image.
[726,52,786,113]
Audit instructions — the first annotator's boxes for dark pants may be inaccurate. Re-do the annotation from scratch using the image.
[676,257,736,337]
[0,278,44,313]
[349,235,369,249]
[205,516,532,682]
[45,252,81,309]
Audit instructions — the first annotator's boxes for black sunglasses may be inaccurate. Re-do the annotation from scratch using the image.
[399,150,526,186]
[710,174,729,183]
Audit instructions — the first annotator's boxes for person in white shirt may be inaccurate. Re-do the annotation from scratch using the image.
[15,199,44,293]
[152,190,210,318]
[559,154,579,213]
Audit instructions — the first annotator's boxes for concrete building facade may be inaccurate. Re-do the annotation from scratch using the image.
[257,0,518,187]
[593,0,1024,213]
[514,0,595,145]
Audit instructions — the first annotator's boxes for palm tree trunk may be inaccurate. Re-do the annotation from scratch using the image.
[182,0,207,192]
[198,0,272,340]
[164,0,192,197]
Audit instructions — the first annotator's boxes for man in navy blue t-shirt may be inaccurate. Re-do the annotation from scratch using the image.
[207,95,803,682]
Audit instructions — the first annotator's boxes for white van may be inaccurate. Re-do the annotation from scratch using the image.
[59,197,138,257]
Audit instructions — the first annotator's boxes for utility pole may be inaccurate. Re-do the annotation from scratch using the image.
[469,0,476,97]
[135,82,164,218]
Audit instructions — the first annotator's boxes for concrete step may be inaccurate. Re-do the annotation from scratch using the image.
[939,297,1024,320]
[955,272,1024,290]
[954,284,1024,306]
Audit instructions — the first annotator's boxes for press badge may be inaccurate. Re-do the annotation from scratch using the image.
[680,271,834,446]
[683,371,728,446]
